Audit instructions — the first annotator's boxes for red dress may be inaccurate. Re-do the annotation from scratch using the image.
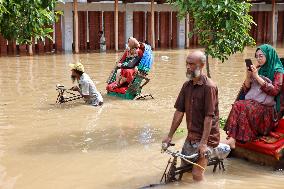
[224,72,283,142]
[280,74,284,118]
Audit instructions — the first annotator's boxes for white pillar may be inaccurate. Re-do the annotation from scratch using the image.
[52,23,55,52]
[150,0,155,49]
[73,0,79,53]
[87,11,89,43]
[170,11,172,48]
[178,18,185,48]
[272,0,276,47]
[185,14,190,49]
[157,12,160,41]
[144,11,147,42]
[114,0,118,51]
[62,3,73,52]
[102,11,104,31]
[273,10,278,46]
[125,6,133,44]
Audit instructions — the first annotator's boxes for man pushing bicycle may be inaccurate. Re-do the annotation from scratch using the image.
[162,51,220,181]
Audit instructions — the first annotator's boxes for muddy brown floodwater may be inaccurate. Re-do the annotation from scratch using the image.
[0,48,284,189]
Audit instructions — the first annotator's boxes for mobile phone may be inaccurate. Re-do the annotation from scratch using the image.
[280,58,284,66]
[245,59,253,71]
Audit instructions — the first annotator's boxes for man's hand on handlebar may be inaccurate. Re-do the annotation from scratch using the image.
[198,143,208,158]
[161,136,175,152]
[162,136,172,145]
[70,86,79,91]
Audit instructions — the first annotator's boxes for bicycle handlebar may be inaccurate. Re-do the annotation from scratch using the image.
[161,142,210,160]
[164,149,199,160]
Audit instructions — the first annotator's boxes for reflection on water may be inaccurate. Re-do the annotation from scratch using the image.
[0,48,284,189]
[19,125,163,154]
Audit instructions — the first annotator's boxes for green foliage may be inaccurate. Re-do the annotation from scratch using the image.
[0,0,7,15]
[174,128,186,136]
[219,117,227,129]
[0,0,62,45]
[168,0,256,62]
[174,117,227,136]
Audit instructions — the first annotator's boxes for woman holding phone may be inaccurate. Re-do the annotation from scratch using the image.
[224,44,284,149]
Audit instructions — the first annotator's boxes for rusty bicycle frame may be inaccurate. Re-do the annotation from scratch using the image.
[55,85,83,104]
[139,144,226,189]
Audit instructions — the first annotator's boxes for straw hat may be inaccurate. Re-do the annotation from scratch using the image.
[69,62,85,72]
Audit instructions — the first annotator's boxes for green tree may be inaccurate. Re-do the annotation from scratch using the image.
[0,0,62,55]
[169,0,256,77]
[0,0,6,14]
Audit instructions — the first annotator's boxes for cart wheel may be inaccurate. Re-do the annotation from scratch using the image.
[59,96,65,103]
[165,157,178,183]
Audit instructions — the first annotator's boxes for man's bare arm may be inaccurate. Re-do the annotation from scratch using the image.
[82,95,91,99]
[200,116,213,145]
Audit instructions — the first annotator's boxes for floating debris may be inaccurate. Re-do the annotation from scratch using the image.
[84,138,92,142]
[161,56,170,62]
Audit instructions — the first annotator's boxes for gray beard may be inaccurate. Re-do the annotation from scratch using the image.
[186,69,201,81]
[71,75,76,83]
[186,73,193,81]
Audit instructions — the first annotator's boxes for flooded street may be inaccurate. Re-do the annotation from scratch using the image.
[0,48,284,189]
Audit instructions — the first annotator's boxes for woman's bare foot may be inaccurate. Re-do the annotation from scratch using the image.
[223,137,236,149]
[111,83,119,89]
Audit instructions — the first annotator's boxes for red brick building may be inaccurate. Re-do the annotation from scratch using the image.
[0,0,284,55]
